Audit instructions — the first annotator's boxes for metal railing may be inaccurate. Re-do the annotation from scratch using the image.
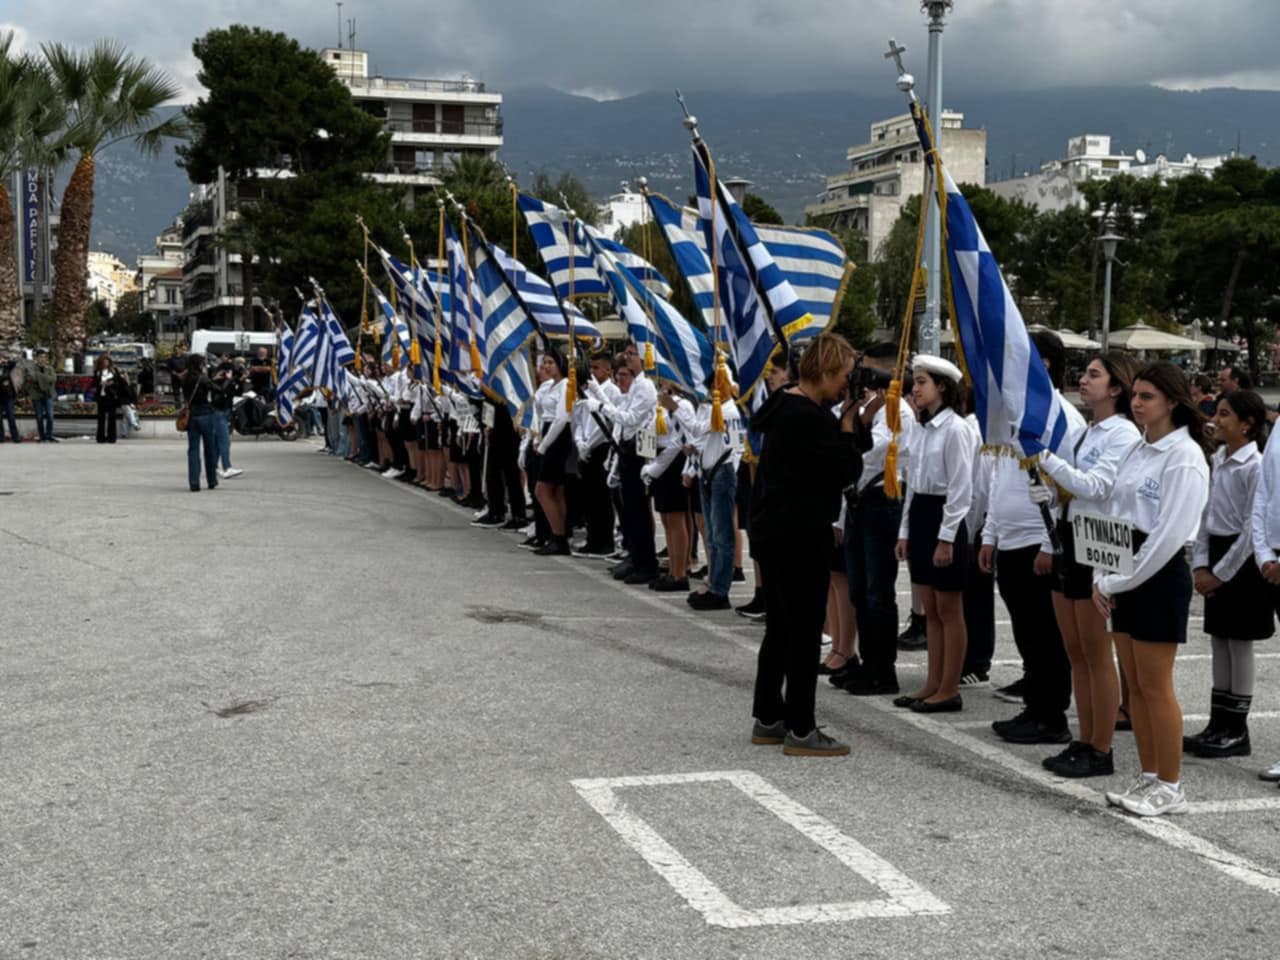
[384,119,503,138]
[344,75,488,95]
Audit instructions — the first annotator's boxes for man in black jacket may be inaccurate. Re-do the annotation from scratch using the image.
[0,351,20,442]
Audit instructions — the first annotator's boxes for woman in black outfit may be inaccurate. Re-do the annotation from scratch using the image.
[93,354,129,443]
[749,333,878,757]
[183,354,232,491]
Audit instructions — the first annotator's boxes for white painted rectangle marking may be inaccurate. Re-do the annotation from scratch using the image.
[571,770,950,928]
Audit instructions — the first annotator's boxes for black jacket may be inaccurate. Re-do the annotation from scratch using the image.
[749,389,869,546]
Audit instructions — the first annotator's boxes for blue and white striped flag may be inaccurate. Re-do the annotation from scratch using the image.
[467,223,537,419]
[517,193,610,299]
[444,216,487,379]
[593,233,672,300]
[278,308,321,423]
[646,191,719,332]
[913,105,1069,456]
[373,287,412,369]
[488,243,601,342]
[579,220,711,398]
[312,299,352,396]
[275,322,295,424]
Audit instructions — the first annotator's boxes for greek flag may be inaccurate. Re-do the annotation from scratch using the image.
[313,299,352,396]
[913,105,1069,456]
[517,193,610,299]
[444,215,487,378]
[593,233,672,299]
[488,243,601,341]
[579,220,711,398]
[646,191,718,332]
[278,308,320,423]
[373,287,412,369]
[467,222,537,418]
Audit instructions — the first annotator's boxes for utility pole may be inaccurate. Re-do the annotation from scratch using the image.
[920,1,953,357]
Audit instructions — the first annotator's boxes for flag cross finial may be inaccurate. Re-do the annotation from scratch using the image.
[675,89,699,137]
[884,38,908,75]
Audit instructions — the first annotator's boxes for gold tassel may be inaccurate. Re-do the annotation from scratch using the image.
[410,337,421,368]
[883,441,901,500]
[470,341,483,378]
[710,387,725,433]
[885,380,902,434]
[354,352,363,373]
[391,341,401,368]
[565,367,577,412]
[644,341,655,372]
[655,406,668,435]
[742,433,757,465]
[432,340,442,392]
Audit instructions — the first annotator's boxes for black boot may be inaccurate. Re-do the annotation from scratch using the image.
[1183,689,1226,752]
[1196,692,1252,758]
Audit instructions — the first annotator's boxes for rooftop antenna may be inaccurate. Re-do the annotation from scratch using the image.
[336,2,343,48]
[348,17,356,52]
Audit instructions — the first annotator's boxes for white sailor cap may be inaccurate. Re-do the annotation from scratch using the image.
[910,354,963,384]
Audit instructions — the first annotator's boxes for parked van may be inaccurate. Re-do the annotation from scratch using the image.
[189,329,279,359]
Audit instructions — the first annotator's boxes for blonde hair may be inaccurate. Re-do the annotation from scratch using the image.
[797,332,855,383]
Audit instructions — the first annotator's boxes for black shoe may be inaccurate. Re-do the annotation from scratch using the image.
[471,514,506,527]
[845,673,901,697]
[1042,740,1088,772]
[732,567,746,583]
[689,565,708,579]
[501,518,528,531]
[992,709,1034,735]
[611,561,636,581]
[995,717,1072,745]
[910,695,963,714]
[438,487,456,498]
[892,695,921,709]
[687,591,730,611]
[827,660,862,689]
[650,574,690,593]
[624,568,658,586]
[896,613,928,651]
[993,679,1027,704]
[657,546,669,559]
[1183,722,1218,753]
[1193,729,1252,758]
[534,539,571,557]
[574,543,616,558]
[520,536,546,550]
[1051,745,1115,779]
[735,590,766,620]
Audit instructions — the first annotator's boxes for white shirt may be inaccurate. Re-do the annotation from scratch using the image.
[968,416,994,544]
[899,407,977,544]
[1041,414,1142,520]
[1252,434,1280,569]
[678,398,743,473]
[590,371,657,442]
[534,378,570,453]
[858,397,917,494]
[575,377,621,452]
[1094,426,1210,598]
[1194,441,1262,582]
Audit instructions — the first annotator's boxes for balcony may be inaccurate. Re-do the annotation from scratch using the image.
[384,118,503,145]
[343,75,499,100]
[181,202,214,241]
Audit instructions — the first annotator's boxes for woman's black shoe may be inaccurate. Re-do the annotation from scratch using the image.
[892,695,920,709]
[910,695,963,714]
[1051,746,1114,779]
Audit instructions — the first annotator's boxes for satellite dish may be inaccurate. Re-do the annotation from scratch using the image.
[1135,149,1147,164]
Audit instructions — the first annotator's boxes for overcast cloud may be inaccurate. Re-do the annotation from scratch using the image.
[4,0,1279,101]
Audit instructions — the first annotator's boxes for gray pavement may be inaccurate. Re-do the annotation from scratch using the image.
[3,437,1280,959]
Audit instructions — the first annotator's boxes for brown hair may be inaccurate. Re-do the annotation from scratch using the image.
[798,332,855,383]
[1094,352,1139,419]
[93,353,113,373]
[1133,362,1212,459]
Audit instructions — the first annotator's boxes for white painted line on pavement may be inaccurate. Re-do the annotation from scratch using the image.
[860,697,1280,897]
[571,770,950,928]
[947,711,1280,730]
[1189,798,1280,815]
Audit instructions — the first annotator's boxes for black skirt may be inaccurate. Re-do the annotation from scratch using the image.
[1110,530,1192,644]
[652,452,689,513]
[907,493,969,593]
[1053,515,1095,601]
[425,420,442,451]
[1203,533,1276,641]
[537,429,574,485]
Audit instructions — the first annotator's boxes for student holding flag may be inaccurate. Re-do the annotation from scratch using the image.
[532,351,574,556]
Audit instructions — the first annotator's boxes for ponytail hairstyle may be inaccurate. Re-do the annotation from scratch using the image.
[1133,362,1211,459]
[1220,389,1270,451]
[1095,351,1140,420]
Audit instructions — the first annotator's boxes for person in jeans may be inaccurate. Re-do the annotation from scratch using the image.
[183,354,231,491]
[0,351,20,442]
[684,373,744,610]
[210,355,243,479]
[28,349,57,442]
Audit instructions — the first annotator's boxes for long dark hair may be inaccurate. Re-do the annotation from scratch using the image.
[1133,363,1212,459]
[184,353,207,402]
[1219,389,1270,451]
[1095,352,1139,420]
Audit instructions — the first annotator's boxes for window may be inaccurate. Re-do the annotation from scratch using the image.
[441,105,465,136]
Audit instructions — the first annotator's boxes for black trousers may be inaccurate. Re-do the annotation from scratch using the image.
[578,446,615,550]
[483,407,526,521]
[753,536,830,735]
[96,402,117,443]
[962,536,996,675]
[526,451,550,540]
[996,544,1070,724]
[389,409,411,471]
[619,447,656,574]
[844,492,902,679]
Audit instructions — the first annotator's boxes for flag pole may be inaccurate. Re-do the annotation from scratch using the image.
[355,215,370,373]
[400,222,424,381]
[433,199,446,392]
[562,204,578,413]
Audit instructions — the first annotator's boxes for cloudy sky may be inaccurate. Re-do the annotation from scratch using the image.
[4,0,1278,101]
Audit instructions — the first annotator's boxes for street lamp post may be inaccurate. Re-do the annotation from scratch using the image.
[920,0,953,358]
[1098,224,1123,353]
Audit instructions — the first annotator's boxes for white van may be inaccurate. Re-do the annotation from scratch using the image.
[190,329,280,359]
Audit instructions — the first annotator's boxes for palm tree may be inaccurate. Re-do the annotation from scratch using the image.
[0,34,66,348]
[44,40,185,358]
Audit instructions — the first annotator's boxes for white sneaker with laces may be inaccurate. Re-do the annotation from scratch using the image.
[1120,782,1189,817]
[381,467,404,479]
[1105,772,1157,808]
[1260,759,1280,782]
[216,468,227,479]
[222,467,243,479]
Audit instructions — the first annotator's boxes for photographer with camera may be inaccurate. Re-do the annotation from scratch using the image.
[211,354,244,479]
[832,342,919,696]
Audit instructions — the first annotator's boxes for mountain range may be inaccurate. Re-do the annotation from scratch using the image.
[82,84,1280,264]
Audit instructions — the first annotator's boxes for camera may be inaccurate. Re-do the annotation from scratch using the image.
[849,360,893,396]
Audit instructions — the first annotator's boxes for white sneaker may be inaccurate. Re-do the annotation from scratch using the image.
[216,468,227,479]
[1120,782,1189,817]
[1259,759,1280,782]
[381,467,404,479]
[222,467,243,479]
[1105,772,1157,808]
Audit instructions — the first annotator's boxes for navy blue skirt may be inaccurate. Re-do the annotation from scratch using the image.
[907,493,968,593]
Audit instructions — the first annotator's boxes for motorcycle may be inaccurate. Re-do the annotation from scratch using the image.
[231,390,297,441]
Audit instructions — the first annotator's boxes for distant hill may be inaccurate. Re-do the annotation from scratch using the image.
[82,86,1280,262]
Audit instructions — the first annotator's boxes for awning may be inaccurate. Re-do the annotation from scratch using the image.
[1108,323,1205,352]
[1027,324,1102,350]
